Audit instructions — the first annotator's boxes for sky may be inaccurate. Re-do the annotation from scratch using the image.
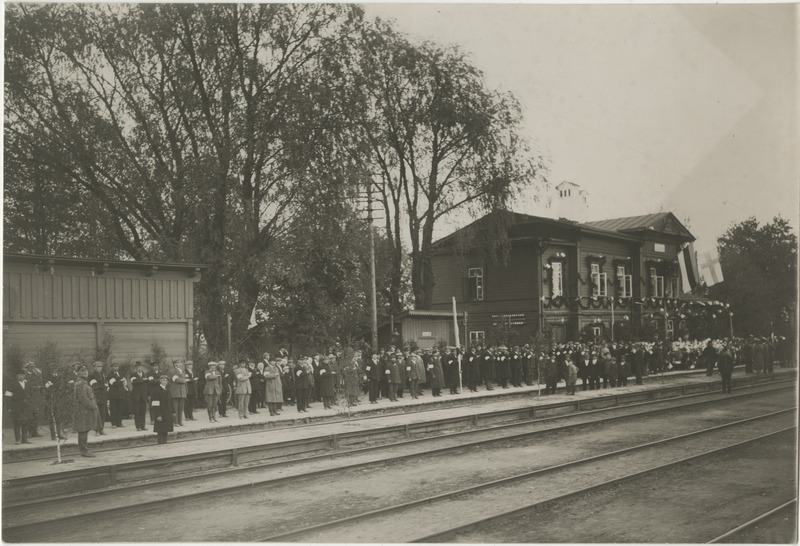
[362,3,799,255]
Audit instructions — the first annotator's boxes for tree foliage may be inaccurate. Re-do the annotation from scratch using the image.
[712,216,797,336]
[353,21,547,310]
[5,3,365,351]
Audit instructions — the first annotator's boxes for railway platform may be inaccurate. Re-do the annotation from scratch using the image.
[2,366,794,489]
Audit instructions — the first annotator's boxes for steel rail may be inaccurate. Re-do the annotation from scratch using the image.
[409,428,797,544]
[4,409,795,540]
[5,377,792,496]
[706,498,798,544]
[3,382,794,518]
[258,412,796,542]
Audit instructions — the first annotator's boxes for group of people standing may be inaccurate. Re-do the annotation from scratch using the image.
[6,335,789,457]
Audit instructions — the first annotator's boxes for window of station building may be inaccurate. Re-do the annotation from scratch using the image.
[650,267,664,298]
[470,331,485,343]
[468,267,484,301]
[668,276,679,297]
[590,263,607,297]
[592,326,601,337]
[551,261,563,297]
[616,265,633,297]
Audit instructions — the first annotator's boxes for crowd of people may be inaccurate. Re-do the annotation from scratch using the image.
[3,336,792,457]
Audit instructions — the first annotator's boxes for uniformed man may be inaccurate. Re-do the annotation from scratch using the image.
[152,374,174,444]
[88,361,108,436]
[107,362,126,428]
[129,361,149,431]
[366,352,381,404]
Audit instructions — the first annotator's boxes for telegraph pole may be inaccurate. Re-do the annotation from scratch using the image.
[367,182,378,353]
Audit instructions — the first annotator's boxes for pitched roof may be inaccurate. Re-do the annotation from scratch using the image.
[584,212,695,241]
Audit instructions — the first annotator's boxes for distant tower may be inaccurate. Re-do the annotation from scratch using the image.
[554,181,589,222]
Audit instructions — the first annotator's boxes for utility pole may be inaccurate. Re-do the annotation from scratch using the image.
[367,182,378,353]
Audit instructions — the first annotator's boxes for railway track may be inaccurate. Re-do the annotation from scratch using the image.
[2,383,795,542]
[707,499,797,544]
[3,380,792,506]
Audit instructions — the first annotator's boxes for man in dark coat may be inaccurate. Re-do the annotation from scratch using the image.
[481,348,495,391]
[495,347,510,389]
[23,362,44,438]
[6,370,31,444]
[152,374,174,444]
[543,355,559,394]
[88,361,108,436]
[185,361,198,420]
[107,363,126,428]
[218,361,231,417]
[73,366,99,456]
[703,340,717,377]
[586,349,601,390]
[366,352,381,404]
[147,361,161,426]
[718,344,735,394]
[443,347,459,394]
[465,347,481,392]
[129,361,149,431]
[385,355,400,401]
[510,347,524,388]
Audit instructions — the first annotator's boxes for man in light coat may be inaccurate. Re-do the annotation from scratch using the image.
[169,360,188,426]
[73,366,99,456]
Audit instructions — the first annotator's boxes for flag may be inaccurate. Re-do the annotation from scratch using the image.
[677,243,699,291]
[247,304,258,330]
[699,251,724,287]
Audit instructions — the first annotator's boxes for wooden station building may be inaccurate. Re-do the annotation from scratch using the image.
[426,210,696,345]
[3,254,205,363]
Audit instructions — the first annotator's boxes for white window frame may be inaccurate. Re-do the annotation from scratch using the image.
[468,267,484,301]
[617,265,632,297]
[551,261,563,297]
[668,276,678,297]
[650,267,664,298]
[592,326,601,337]
[591,263,607,297]
[469,331,485,343]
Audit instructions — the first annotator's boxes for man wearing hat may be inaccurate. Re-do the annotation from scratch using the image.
[88,361,108,436]
[73,366,99,456]
[203,361,222,422]
[385,355,400,402]
[147,361,161,425]
[107,362,126,428]
[169,359,188,426]
[718,343,735,394]
[152,374,174,444]
[366,352,381,404]
[5,369,31,444]
[23,361,44,438]
[129,361,149,431]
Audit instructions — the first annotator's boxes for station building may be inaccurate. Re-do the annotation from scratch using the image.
[425,209,696,344]
[3,254,205,363]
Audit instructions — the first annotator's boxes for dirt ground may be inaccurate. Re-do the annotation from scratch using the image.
[8,388,794,543]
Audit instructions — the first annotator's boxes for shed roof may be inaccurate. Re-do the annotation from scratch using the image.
[4,253,208,273]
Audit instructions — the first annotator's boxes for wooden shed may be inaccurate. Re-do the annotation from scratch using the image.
[3,254,206,363]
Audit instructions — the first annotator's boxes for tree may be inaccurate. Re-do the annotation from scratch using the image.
[711,216,797,337]
[5,3,365,353]
[353,22,547,311]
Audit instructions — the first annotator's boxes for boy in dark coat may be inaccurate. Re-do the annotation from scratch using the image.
[152,375,174,444]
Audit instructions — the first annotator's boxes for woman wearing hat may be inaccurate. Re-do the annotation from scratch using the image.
[152,374,174,444]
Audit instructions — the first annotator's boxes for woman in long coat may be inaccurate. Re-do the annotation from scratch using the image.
[262,360,283,416]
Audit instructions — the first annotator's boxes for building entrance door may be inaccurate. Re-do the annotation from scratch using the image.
[551,325,567,343]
